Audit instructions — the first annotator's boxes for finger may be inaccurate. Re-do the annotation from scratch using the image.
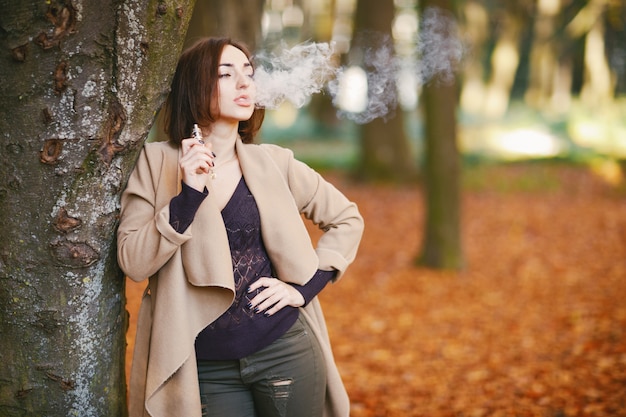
[263,296,294,316]
[249,285,277,310]
[263,303,286,316]
[255,296,285,316]
[180,137,199,155]
[182,136,205,145]
[181,137,214,157]
[249,281,301,315]
[180,146,216,168]
[248,281,281,311]
[180,155,213,175]
[247,277,274,293]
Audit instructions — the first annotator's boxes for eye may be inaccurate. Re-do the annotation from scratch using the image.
[219,73,231,78]
[244,64,254,78]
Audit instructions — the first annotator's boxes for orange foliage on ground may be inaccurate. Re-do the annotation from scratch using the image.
[125,164,626,416]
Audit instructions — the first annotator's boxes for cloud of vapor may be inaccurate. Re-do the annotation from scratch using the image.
[253,6,466,123]
[253,42,339,109]
[416,6,465,85]
[329,32,400,124]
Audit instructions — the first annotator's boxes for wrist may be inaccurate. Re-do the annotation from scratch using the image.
[183,177,205,192]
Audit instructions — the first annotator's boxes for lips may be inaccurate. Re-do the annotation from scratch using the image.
[234,95,252,106]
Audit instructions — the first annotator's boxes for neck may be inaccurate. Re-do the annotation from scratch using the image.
[201,121,239,161]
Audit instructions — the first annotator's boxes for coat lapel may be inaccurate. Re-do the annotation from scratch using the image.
[162,139,319,287]
[163,144,235,290]
[236,140,318,285]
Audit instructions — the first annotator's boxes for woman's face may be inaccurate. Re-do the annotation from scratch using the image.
[216,44,256,123]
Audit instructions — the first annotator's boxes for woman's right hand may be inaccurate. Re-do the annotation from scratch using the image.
[179,137,216,191]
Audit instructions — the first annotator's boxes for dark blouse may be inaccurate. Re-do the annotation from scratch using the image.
[169,178,335,360]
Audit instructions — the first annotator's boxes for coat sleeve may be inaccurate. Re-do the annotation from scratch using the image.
[117,145,192,281]
[283,149,364,280]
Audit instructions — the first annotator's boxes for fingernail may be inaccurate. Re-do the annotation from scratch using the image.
[212,152,217,157]
[254,307,260,313]
[247,302,253,309]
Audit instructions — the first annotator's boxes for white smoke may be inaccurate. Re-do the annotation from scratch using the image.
[253,41,339,109]
[253,6,466,123]
[329,33,400,124]
[416,7,464,86]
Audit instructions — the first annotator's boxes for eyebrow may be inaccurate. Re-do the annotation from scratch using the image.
[219,62,253,68]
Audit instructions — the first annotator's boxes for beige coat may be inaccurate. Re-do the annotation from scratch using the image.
[117,139,364,417]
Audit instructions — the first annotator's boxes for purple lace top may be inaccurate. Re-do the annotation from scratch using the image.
[169,178,335,360]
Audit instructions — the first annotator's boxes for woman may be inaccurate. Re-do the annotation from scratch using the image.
[117,37,364,417]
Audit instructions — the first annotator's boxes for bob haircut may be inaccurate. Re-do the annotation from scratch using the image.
[163,37,265,145]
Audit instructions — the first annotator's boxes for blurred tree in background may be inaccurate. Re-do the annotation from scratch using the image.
[184,0,265,50]
[177,0,625,256]
[351,0,417,182]
[418,0,463,269]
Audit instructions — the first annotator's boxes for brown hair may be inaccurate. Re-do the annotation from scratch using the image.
[163,37,265,145]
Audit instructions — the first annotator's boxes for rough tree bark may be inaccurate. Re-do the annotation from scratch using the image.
[0,0,194,415]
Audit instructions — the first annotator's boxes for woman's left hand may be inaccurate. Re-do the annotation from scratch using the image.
[248,278,305,316]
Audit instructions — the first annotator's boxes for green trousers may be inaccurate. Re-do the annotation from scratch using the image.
[197,313,327,417]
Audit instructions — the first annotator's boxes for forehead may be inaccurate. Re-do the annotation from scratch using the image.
[219,45,250,65]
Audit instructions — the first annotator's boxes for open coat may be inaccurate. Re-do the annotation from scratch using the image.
[117,139,364,417]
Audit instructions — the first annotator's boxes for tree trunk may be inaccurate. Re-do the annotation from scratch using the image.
[352,0,417,182]
[307,0,341,131]
[185,0,265,50]
[418,0,463,270]
[0,0,194,415]
[459,1,490,115]
[482,5,524,117]
[578,0,614,106]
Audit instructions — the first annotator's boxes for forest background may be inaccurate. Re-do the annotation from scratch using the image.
[135,0,626,416]
[1,0,625,416]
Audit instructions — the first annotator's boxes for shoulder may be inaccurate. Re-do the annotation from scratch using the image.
[246,143,322,195]
[142,140,178,158]
[137,140,179,169]
[243,142,295,160]
[127,141,179,185]
[239,142,299,173]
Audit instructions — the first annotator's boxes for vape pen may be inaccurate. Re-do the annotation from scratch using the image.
[192,124,204,144]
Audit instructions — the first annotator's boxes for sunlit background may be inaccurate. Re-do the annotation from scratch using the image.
[131,4,626,414]
[249,0,626,186]
[147,0,626,186]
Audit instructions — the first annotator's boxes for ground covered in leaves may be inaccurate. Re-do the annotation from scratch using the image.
[126,163,626,417]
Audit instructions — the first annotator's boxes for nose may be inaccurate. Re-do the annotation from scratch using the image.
[237,72,251,89]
